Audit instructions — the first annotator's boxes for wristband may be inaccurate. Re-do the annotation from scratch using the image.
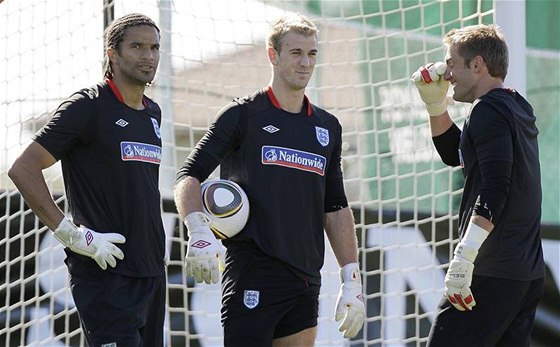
[340,262,361,284]
[53,217,79,248]
[454,222,489,262]
[184,212,211,234]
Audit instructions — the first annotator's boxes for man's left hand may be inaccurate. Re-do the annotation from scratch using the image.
[444,248,476,311]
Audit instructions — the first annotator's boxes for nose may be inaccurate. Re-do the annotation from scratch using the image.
[300,55,311,67]
[443,68,452,81]
[142,48,157,60]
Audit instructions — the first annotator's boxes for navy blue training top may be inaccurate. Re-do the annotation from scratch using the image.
[433,88,544,281]
[34,80,166,277]
[176,87,349,284]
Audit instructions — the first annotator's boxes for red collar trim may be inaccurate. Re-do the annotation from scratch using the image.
[105,78,147,108]
[265,86,312,116]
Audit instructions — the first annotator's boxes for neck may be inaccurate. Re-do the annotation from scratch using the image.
[110,76,147,110]
[474,75,504,100]
[269,81,305,113]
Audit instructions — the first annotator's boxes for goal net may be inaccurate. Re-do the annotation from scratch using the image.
[1,0,496,346]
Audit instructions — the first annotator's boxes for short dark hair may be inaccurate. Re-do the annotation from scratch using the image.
[103,13,160,79]
[443,24,508,81]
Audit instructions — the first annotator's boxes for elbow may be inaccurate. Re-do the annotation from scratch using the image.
[7,160,21,184]
[441,157,461,167]
[7,158,36,189]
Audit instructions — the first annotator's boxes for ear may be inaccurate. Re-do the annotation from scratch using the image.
[107,47,118,65]
[267,46,278,66]
[472,55,484,72]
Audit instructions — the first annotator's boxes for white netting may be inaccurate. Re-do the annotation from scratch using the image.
[1,0,494,346]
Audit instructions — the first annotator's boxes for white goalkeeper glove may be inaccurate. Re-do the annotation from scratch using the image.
[335,262,366,338]
[445,222,489,311]
[54,217,125,270]
[184,212,225,284]
[412,62,450,117]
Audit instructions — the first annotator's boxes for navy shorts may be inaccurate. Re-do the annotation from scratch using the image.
[221,244,320,347]
[427,275,544,347]
[65,254,166,347]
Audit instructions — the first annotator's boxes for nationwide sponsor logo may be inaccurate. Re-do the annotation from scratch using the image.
[315,126,329,146]
[243,290,260,309]
[262,145,326,176]
[121,141,162,164]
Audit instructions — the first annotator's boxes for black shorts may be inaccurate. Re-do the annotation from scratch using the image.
[427,275,544,347]
[221,244,320,347]
[65,253,166,347]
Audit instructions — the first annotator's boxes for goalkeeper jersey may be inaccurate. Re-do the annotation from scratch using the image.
[34,80,166,277]
[433,88,544,281]
[176,87,349,284]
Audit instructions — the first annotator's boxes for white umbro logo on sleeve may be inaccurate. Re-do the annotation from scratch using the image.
[262,125,279,133]
[115,119,129,127]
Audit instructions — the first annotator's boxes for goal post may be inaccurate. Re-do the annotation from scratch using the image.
[1,1,559,346]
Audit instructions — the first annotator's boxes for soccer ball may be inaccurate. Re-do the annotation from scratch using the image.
[201,179,250,239]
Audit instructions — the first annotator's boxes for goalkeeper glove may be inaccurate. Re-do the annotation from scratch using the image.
[411,62,450,117]
[444,222,489,311]
[54,217,125,270]
[335,262,366,338]
[184,212,225,284]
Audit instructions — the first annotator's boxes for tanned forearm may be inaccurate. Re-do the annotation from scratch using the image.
[428,111,455,137]
[324,207,359,267]
[8,142,63,230]
[173,176,204,220]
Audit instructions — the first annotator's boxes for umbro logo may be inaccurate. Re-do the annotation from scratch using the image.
[263,125,279,133]
[116,119,129,127]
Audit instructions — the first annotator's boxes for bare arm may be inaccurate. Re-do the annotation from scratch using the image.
[173,176,204,220]
[324,206,359,267]
[428,111,455,137]
[8,141,64,230]
[471,214,494,232]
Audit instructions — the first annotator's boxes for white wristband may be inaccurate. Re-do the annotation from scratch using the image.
[184,212,211,234]
[53,217,80,248]
[461,222,489,249]
[455,222,489,262]
[340,262,361,284]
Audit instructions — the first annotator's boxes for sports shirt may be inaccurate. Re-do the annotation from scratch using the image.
[433,88,544,280]
[34,80,166,277]
[177,87,349,284]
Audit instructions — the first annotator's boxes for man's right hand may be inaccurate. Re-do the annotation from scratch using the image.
[411,62,450,116]
[335,262,366,338]
[184,212,225,284]
[54,217,125,270]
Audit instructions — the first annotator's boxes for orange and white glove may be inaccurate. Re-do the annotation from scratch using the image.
[54,217,125,270]
[184,212,224,284]
[335,262,366,338]
[444,223,489,311]
[412,62,450,116]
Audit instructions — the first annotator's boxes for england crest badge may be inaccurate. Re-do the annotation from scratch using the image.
[243,290,260,309]
[315,126,329,147]
[151,117,161,139]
